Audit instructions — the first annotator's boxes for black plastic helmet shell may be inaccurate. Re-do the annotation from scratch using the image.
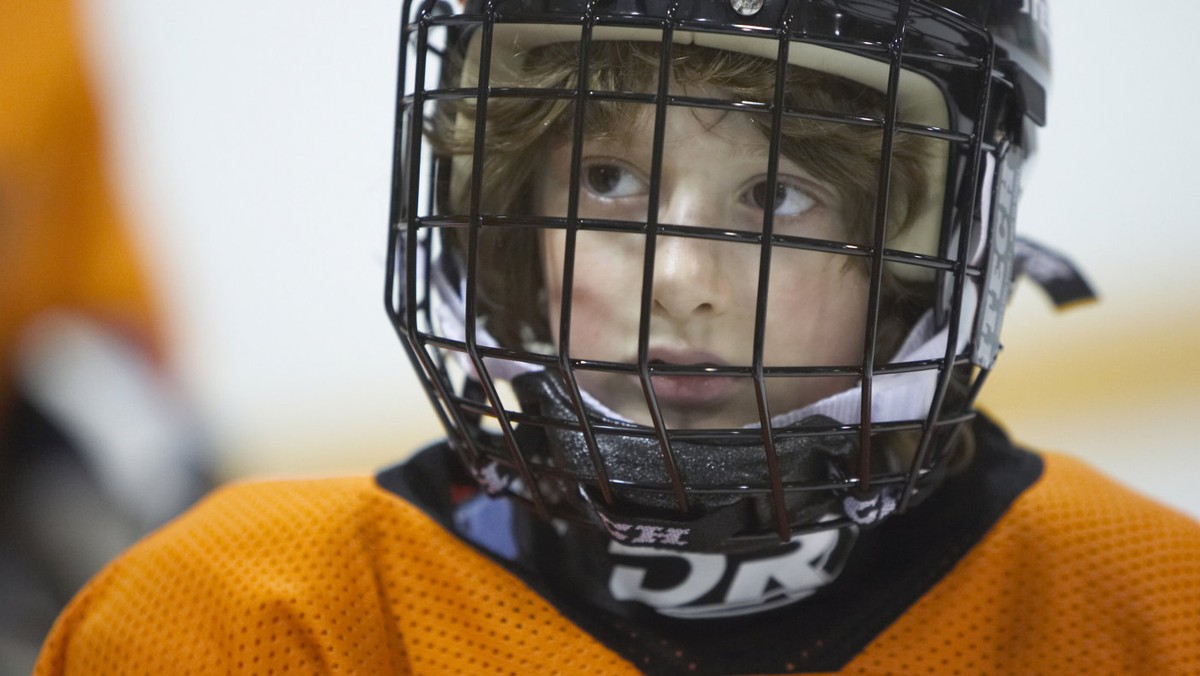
[940,0,1051,125]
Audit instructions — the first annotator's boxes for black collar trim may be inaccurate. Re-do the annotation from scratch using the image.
[377,414,1042,674]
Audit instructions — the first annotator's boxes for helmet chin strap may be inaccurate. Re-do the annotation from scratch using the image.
[511,370,922,552]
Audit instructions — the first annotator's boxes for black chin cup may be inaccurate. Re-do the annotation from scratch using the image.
[508,371,898,551]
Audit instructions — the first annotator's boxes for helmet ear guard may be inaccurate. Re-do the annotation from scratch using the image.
[387,0,1069,550]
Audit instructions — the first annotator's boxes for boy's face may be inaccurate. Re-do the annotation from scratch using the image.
[534,101,869,429]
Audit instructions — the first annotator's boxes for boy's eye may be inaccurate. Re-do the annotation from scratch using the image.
[749,180,816,217]
[583,163,645,198]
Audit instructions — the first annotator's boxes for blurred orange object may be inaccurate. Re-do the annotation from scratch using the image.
[0,1,162,415]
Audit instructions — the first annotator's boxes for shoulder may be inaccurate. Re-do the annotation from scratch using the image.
[119,475,409,564]
[992,449,1200,608]
[964,419,1200,556]
[35,475,432,674]
[37,446,635,675]
[173,474,395,537]
[71,473,438,593]
[853,444,1200,672]
[1012,451,1200,552]
[914,449,1200,669]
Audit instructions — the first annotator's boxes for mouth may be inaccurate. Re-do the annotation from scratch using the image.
[643,348,740,410]
[649,373,738,410]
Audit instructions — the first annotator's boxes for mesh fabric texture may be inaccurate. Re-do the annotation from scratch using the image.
[36,452,1200,674]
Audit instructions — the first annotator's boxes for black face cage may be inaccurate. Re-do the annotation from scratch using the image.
[386,0,1035,551]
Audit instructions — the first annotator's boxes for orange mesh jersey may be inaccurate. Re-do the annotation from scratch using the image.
[37,433,1200,674]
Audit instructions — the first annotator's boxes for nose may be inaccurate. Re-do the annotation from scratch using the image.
[651,193,732,320]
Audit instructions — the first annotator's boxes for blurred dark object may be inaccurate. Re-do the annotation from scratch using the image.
[0,316,211,675]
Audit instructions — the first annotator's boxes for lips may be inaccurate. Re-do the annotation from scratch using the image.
[643,347,740,409]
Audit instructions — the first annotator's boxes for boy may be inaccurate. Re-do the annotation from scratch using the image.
[37,0,1200,673]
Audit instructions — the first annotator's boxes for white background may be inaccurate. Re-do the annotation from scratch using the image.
[80,1,1200,518]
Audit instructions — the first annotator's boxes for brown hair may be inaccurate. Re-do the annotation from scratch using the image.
[431,40,936,360]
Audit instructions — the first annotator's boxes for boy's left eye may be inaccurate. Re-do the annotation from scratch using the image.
[747,180,816,217]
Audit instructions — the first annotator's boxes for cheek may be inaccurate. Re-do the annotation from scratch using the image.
[540,232,566,341]
[540,231,644,356]
[764,253,869,364]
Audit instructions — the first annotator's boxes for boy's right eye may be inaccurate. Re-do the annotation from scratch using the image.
[582,163,645,199]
